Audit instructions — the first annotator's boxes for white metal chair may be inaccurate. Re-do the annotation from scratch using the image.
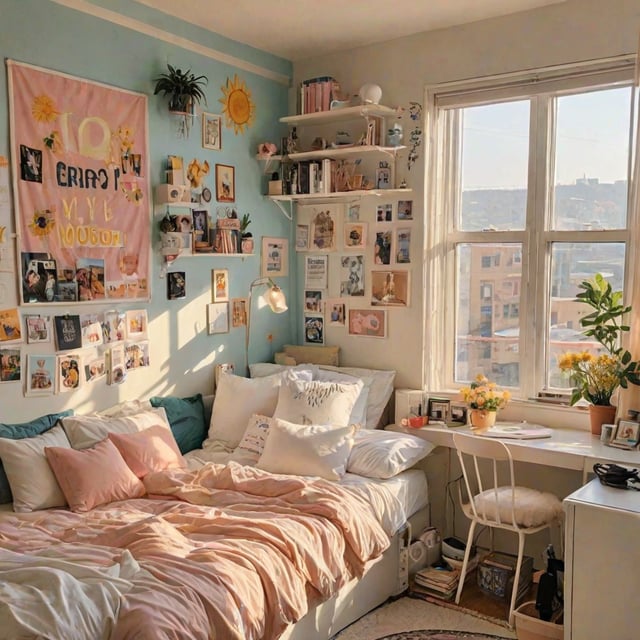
[452,432,563,626]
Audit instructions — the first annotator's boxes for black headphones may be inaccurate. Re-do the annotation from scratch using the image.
[593,463,640,490]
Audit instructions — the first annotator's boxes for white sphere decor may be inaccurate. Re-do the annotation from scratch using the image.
[359,83,382,105]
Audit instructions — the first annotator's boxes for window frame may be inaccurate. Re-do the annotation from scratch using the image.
[424,56,636,405]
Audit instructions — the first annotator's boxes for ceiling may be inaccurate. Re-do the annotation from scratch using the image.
[134,0,566,62]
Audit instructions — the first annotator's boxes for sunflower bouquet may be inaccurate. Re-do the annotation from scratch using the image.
[460,374,511,411]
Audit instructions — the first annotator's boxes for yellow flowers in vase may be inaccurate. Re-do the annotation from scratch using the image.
[460,374,511,411]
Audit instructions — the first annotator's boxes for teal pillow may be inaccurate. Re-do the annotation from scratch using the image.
[0,410,74,504]
[149,394,207,454]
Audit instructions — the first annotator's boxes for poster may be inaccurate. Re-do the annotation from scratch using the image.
[7,61,150,304]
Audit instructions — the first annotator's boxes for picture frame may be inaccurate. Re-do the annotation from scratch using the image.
[449,403,469,426]
[215,164,235,202]
[428,397,451,422]
[0,348,21,383]
[261,236,288,277]
[207,302,229,335]
[212,268,229,302]
[371,270,410,307]
[610,420,640,449]
[310,207,337,252]
[304,315,324,345]
[192,209,209,241]
[397,200,413,220]
[202,112,222,151]
[347,308,387,338]
[231,297,247,327]
[167,271,186,300]
[295,224,309,251]
[304,289,323,313]
[344,222,367,249]
[26,354,56,396]
[24,314,52,343]
[327,299,346,326]
[304,254,328,289]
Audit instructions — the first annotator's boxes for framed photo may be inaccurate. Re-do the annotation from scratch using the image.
[215,164,235,202]
[371,270,410,307]
[304,289,323,313]
[375,164,391,189]
[428,397,451,422]
[167,271,186,300]
[348,308,387,338]
[396,227,411,264]
[611,420,640,449]
[261,237,288,277]
[376,204,393,223]
[304,315,324,345]
[231,297,247,327]
[374,229,393,265]
[344,222,367,249]
[207,302,229,335]
[125,310,148,339]
[202,112,222,150]
[192,209,209,240]
[212,268,229,302]
[449,403,469,426]
[327,299,346,326]
[398,200,413,220]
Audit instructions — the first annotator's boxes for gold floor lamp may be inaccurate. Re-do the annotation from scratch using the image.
[245,277,287,374]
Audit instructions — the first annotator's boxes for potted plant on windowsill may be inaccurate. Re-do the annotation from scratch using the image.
[558,273,640,435]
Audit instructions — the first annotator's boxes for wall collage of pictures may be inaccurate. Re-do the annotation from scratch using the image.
[296,198,413,346]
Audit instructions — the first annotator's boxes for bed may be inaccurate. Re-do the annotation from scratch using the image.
[0,364,434,639]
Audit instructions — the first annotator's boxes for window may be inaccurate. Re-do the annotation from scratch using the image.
[426,58,635,402]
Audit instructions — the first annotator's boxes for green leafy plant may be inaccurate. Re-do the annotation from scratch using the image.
[153,64,208,113]
[240,213,252,238]
[558,273,640,405]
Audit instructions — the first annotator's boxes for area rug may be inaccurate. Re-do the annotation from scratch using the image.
[375,633,512,640]
[332,597,516,640]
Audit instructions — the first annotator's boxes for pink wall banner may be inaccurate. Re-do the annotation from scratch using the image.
[7,60,150,304]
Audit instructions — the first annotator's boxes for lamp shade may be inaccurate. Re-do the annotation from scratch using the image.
[264,285,287,313]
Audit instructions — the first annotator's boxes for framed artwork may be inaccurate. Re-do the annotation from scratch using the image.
[310,207,337,251]
[295,224,309,251]
[26,354,56,396]
[304,289,323,313]
[375,162,391,189]
[212,268,229,302]
[261,237,288,277]
[125,309,148,339]
[327,299,346,326]
[304,315,324,345]
[374,230,393,265]
[344,222,367,249]
[231,297,247,327]
[215,164,235,202]
[207,302,229,335]
[167,271,186,300]
[304,254,328,289]
[340,255,365,297]
[396,227,411,264]
[202,112,222,150]
[398,200,413,220]
[611,420,640,449]
[348,308,387,338]
[0,348,21,383]
[192,209,209,241]
[371,270,410,306]
[376,203,393,223]
[428,397,451,422]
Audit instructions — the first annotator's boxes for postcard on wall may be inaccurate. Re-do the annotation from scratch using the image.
[26,354,55,396]
[103,310,126,343]
[80,313,104,348]
[261,237,288,278]
[231,297,247,327]
[75,257,106,302]
[21,253,58,303]
[327,299,346,326]
[57,353,81,393]
[207,302,229,335]
[54,315,82,351]
[348,308,387,338]
[295,224,309,251]
[0,307,22,343]
[167,271,186,300]
[125,341,150,370]
[347,203,360,222]
[376,204,393,223]
[0,348,21,383]
[107,344,127,385]
[84,352,106,383]
[304,255,328,289]
[398,200,413,220]
[24,314,52,344]
[344,222,367,250]
[304,289,323,313]
[125,310,148,339]
[304,315,325,345]
[340,255,365,297]
[374,230,393,265]
[310,207,337,252]
[396,227,411,264]
[371,270,410,307]
[212,269,229,302]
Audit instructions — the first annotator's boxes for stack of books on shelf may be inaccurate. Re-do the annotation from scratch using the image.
[213,218,240,254]
[476,551,533,605]
[298,76,341,114]
[412,563,460,601]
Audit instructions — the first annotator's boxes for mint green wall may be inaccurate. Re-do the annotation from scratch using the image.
[0,0,293,421]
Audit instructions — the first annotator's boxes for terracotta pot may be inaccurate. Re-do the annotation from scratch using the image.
[588,404,617,436]
[470,409,497,431]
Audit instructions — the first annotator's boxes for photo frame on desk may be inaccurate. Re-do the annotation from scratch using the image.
[427,397,450,422]
[609,420,640,449]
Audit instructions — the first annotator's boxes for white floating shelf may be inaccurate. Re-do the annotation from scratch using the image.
[280,105,398,126]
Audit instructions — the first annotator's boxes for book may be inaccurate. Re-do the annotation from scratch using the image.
[54,315,82,351]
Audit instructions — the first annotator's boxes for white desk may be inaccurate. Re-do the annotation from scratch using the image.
[390,424,640,481]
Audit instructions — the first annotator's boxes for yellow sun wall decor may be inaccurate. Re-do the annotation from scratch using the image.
[220,74,255,135]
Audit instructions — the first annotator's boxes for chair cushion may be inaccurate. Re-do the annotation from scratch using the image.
[471,486,563,528]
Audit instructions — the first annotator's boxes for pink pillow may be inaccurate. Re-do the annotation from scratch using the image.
[108,424,186,478]
[45,439,145,512]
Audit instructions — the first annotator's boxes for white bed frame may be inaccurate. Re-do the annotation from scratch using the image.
[282,505,429,640]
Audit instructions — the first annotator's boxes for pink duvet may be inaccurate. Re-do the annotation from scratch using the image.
[0,462,390,639]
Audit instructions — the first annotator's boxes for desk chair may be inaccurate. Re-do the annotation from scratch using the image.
[452,432,563,625]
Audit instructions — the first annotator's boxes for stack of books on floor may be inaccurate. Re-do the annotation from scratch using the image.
[412,563,460,601]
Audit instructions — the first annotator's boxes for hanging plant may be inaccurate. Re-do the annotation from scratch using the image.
[153,64,208,114]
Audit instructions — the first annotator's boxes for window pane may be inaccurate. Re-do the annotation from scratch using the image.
[455,243,522,387]
[552,87,631,230]
[548,242,626,389]
[460,101,530,231]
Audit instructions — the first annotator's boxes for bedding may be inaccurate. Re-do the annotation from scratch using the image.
[0,460,406,640]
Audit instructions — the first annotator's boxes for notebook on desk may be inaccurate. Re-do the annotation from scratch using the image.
[481,422,553,439]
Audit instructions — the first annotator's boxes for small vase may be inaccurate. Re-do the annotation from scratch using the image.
[470,409,497,431]
[588,404,617,436]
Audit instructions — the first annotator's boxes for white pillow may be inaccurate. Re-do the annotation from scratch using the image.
[230,414,273,466]
[316,369,372,427]
[319,365,396,428]
[257,418,356,481]
[60,408,170,450]
[249,362,318,379]
[347,429,435,479]
[204,370,313,452]
[273,377,364,427]
[0,424,70,512]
